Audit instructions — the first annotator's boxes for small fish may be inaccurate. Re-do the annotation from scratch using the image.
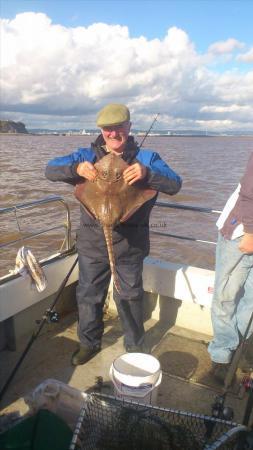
[13,246,47,292]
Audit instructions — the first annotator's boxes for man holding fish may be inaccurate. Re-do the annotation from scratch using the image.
[45,104,182,365]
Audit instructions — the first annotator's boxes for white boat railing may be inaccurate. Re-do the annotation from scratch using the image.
[0,197,222,263]
[155,200,221,214]
[152,201,222,245]
[0,196,72,251]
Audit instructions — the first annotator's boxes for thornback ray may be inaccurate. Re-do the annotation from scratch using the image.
[74,153,157,293]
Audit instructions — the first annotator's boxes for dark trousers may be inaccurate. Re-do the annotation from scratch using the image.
[76,253,145,349]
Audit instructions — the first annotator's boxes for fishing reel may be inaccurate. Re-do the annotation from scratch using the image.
[211,394,234,421]
[45,309,60,323]
[36,309,60,324]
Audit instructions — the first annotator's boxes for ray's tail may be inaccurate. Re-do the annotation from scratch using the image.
[103,226,121,293]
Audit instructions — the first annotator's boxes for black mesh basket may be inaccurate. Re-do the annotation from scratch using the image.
[69,393,247,450]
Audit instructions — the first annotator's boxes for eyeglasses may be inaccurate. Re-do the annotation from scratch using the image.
[102,123,128,133]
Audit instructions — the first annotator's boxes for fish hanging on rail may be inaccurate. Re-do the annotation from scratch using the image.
[75,153,157,292]
[12,246,47,292]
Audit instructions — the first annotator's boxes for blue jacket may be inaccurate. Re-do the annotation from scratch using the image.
[45,135,182,259]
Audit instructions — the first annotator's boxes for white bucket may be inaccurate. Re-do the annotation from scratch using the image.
[110,353,162,405]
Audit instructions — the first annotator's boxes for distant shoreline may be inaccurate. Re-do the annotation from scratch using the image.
[0,132,29,135]
[1,132,253,138]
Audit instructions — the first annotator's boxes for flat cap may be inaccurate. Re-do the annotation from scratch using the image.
[96,103,130,127]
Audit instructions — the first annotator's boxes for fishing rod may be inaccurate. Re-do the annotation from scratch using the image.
[138,113,160,148]
[0,255,78,404]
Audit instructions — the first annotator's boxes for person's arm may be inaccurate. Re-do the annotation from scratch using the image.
[133,150,182,195]
[238,152,253,253]
[45,148,96,185]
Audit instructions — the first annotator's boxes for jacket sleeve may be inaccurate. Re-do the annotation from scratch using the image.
[45,148,96,185]
[239,152,253,233]
[137,150,182,195]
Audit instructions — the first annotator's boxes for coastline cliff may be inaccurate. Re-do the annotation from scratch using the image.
[0,120,28,134]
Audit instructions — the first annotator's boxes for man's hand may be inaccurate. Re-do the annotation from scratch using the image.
[123,162,147,185]
[239,233,253,254]
[77,161,97,181]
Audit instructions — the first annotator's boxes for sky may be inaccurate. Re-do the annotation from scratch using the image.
[1,0,253,131]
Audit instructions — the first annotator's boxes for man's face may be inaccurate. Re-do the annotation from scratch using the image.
[101,121,131,153]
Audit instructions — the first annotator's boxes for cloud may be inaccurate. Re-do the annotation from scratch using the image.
[208,38,244,55]
[237,47,253,63]
[1,13,253,131]
[200,104,253,122]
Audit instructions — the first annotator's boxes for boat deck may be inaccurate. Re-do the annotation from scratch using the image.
[0,309,251,426]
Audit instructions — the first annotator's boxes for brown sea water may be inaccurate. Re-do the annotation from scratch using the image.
[0,134,252,277]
